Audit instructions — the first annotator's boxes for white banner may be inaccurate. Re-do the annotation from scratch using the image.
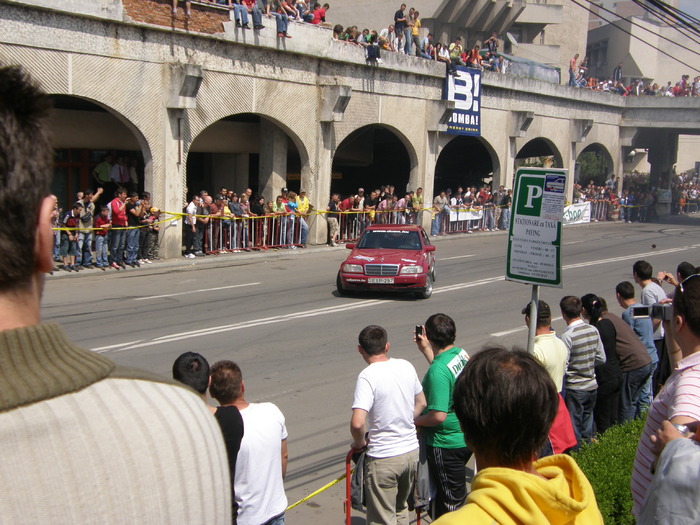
[449,209,483,222]
[563,201,591,225]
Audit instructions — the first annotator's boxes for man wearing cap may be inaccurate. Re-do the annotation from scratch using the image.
[295,190,310,248]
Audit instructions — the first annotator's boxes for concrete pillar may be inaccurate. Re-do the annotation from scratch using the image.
[421,131,440,232]
[159,110,186,259]
[505,137,517,190]
[308,121,334,245]
[648,131,678,217]
[258,118,287,201]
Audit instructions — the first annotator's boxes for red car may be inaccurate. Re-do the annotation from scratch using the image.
[336,224,436,299]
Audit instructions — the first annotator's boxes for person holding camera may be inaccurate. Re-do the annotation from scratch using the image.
[631,273,700,517]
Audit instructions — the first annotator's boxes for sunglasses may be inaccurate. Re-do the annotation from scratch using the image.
[679,274,700,294]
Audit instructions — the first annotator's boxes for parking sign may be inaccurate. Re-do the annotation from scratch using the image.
[506,168,566,287]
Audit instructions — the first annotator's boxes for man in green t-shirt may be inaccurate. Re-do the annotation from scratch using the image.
[414,313,471,518]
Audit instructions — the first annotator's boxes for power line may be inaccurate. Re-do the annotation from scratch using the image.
[631,0,700,43]
[586,0,700,52]
[642,0,700,37]
[570,0,700,74]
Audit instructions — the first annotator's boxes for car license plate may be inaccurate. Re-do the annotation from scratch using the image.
[368,277,394,284]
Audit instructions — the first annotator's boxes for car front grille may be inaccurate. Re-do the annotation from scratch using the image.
[365,264,400,276]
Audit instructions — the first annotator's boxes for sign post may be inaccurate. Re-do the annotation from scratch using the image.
[506,167,567,353]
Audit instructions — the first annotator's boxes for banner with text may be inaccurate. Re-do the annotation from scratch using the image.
[444,66,481,136]
[563,201,591,225]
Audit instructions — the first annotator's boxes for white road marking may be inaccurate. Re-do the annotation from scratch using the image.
[134,282,261,301]
[490,317,564,337]
[564,240,586,245]
[93,243,700,353]
[441,255,476,261]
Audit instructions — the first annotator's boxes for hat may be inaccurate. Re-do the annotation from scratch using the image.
[282,187,289,193]
[300,189,307,193]
[357,188,365,193]
[521,300,551,323]
[150,207,160,213]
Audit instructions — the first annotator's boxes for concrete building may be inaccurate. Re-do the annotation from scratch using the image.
[326,0,589,83]
[1,0,698,259]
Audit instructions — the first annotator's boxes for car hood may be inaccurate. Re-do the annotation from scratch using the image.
[346,249,424,264]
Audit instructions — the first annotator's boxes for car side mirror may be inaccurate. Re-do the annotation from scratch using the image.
[424,245,436,252]
[346,243,356,249]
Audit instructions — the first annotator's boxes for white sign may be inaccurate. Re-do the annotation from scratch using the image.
[563,202,591,225]
[506,168,567,287]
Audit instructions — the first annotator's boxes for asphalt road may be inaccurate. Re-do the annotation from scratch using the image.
[42,216,700,524]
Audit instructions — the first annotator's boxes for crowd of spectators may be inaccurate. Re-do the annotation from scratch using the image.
[569,56,700,97]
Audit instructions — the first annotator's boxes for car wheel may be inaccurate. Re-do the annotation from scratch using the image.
[416,274,433,299]
[336,272,348,296]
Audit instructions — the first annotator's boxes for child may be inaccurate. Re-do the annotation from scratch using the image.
[146,207,161,261]
[93,205,112,270]
[60,203,82,271]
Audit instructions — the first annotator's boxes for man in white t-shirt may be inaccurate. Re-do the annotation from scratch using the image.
[351,325,426,525]
[211,360,288,525]
[522,300,567,393]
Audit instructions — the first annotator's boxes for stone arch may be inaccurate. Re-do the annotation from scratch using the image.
[575,142,615,186]
[331,123,419,197]
[47,94,154,208]
[187,112,309,200]
[515,137,564,170]
[434,134,501,192]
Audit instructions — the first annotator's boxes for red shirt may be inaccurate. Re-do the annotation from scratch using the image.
[311,7,325,24]
[110,198,127,226]
[94,215,110,236]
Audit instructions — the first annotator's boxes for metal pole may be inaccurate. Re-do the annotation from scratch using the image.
[527,284,540,354]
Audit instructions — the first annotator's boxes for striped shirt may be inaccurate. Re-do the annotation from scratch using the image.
[561,319,606,392]
[631,351,700,516]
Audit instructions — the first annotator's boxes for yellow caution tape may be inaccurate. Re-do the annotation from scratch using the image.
[286,468,352,511]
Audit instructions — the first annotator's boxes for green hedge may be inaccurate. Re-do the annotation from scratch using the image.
[571,417,646,525]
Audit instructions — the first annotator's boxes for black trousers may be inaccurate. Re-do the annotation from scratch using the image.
[426,445,471,519]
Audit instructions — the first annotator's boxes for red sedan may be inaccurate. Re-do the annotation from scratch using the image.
[336,224,436,299]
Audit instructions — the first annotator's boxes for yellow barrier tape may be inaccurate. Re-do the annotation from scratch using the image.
[286,468,351,511]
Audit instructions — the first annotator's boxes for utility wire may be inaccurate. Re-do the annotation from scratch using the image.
[631,0,700,43]
[642,0,700,37]
[569,0,700,74]
[586,0,700,51]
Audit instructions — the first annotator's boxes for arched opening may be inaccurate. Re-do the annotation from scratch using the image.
[575,143,614,187]
[187,113,303,200]
[331,125,411,197]
[434,136,498,192]
[515,138,563,173]
[48,95,151,211]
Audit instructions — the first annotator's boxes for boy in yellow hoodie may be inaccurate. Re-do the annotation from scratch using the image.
[434,346,603,525]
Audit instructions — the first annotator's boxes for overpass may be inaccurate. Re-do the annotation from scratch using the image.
[1,0,698,258]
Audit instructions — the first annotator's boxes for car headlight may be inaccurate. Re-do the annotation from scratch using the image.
[342,264,364,273]
[400,265,422,274]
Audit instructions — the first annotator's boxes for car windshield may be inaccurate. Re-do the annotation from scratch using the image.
[356,230,422,250]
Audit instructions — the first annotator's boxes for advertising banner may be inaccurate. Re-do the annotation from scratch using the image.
[444,67,481,136]
[563,201,591,225]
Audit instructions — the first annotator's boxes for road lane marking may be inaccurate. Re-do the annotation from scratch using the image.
[564,240,586,245]
[441,255,476,261]
[490,317,564,337]
[134,282,261,301]
[94,243,700,353]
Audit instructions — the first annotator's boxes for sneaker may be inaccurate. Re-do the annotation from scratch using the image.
[186,253,196,259]
[254,24,265,29]
[98,265,106,271]
[144,259,153,264]
[277,32,285,37]
[194,251,205,257]
[61,265,72,272]
[110,262,120,270]
[285,32,292,38]
[242,23,250,29]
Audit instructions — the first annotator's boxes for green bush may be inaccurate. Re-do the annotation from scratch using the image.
[571,417,646,525]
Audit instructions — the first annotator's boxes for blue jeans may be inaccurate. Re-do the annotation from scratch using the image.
[299,217,309,245]
[77,231,93,266]
[501,208,511,230]
[125,228,140,264]
[565,388,597,444]
[638,362,656,416]
[569,69,576,86]
[430,213,441,235]
[232,4,249,25]
[619,363,652,423]
[403,28,411,54]
[94,235,108,267]
[109,228,126,264]
[249,5,262,26]
[271,12,288,34]
[262,514,284,525]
